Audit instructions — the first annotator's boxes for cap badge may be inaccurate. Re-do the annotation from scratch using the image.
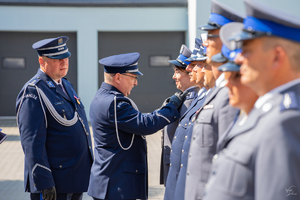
[179,46,184,54]
[58,38,63,45]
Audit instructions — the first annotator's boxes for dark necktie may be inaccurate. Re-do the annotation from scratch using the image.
[58,84,67,95]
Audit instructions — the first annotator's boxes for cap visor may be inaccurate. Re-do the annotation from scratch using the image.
[211,53,227,63]
[199,24,219,31]
[169,60,185,68]
[130,71,143,76]
[218,62,240,72]
[228,31,261,42]
[48,51,71,59]
[185,56,196,62]
[195,55,207,61]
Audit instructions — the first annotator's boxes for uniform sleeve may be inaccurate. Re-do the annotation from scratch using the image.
[108,97,180,135]
[17,86,55,191]
[255,112,300,200]
[217,88,239,138]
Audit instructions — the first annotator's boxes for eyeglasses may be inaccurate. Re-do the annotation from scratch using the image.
[207,34,220,40]
[122,73,138,80]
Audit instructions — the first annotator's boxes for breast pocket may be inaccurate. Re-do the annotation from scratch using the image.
[195,109,215,147]
[215,143,254,197]
[54,104,73,119]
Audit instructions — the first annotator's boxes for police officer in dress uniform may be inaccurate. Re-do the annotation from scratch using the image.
[203,1,300,200]
[185,1,243,199]
[160,44,199,186]
[213,22,259,153]
[16,36,93,200]
[88,52,187,200]
[164,38,208,200]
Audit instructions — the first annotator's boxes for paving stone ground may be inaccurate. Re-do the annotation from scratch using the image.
[0,119,165,200]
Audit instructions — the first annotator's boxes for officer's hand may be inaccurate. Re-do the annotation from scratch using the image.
[159,97,170,109]
[169,90,189,109]
[42,186,56,200]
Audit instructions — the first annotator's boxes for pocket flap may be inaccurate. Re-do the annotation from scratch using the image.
[163,154,170,164]
[122,162,146,174]
[48,156,76,169]
[196,109,214,124]
[223,144,254,165]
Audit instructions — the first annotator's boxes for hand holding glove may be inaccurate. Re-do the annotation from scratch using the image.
[42,186,56,200]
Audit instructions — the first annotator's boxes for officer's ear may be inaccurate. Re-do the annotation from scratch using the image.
[114,73,122,84]
[39,56,45,67]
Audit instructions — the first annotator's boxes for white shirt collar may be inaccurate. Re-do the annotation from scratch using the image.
[215,73,225,88]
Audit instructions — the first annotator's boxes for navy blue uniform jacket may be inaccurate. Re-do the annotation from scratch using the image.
[88,82,180,200]
[16,69,93,193]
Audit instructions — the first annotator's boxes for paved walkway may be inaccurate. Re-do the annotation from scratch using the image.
[0,119,165,200]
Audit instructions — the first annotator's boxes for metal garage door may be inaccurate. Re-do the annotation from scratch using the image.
[98,31,185,113]
[0,32,77,116]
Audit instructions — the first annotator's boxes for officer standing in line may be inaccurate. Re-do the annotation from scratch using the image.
[210,22,259,153]
[88,52,187,200]
[203,0,300,200]
[160,44,198,186]
[185,1,243,199]
[164,38,208,200]
[16,36,93,200]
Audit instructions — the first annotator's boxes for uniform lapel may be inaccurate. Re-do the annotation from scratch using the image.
[61,79,75,104]
[197,86,220,114]
[180,88,207,121]
[216,110,240,152]
[36,69,72,102]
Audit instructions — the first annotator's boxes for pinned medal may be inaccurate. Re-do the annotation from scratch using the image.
[74,95,81,105]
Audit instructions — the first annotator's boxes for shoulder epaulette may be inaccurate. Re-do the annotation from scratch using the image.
[28,77,41,87]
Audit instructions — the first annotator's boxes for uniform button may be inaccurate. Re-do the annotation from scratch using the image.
[89,146,91,149]
[136,170,138,173]
[170,163,172,167]
[86,133,89,135]
[189,154,192,157]
[174,136,177,140]
[171,150,172,153]
[192,117,195,122]
[188,122,191,126]
[182,150,184,153]
[193,136,196,140]
[185,136,187,139]
[187,171,189,176]
[232,150,238,156]
[59,165,62,168]
[181,164,183,168]
[212,154,218,162]
[185,124,187,126]
[174,116,177,119]
[201,117,204,120]
[179,124,181,127]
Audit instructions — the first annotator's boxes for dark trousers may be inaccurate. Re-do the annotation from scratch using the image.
[31,193,83,200]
